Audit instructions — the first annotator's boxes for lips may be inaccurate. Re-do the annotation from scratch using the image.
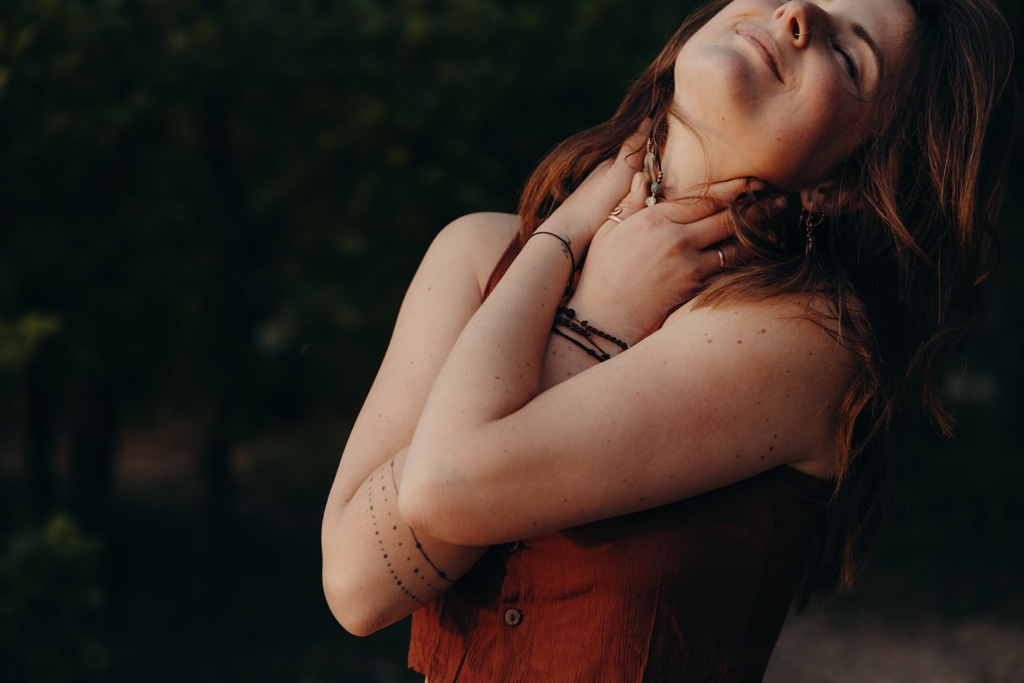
[738,28,784,82]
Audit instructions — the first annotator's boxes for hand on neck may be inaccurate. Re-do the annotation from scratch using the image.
[658,119,718,199]
[659,117,761,198]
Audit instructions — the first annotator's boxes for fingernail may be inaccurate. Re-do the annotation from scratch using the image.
[774,196,787,209]
[749,180,765,192]
[632,172,643,192]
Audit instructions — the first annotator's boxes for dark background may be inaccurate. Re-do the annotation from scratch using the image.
[0,1,1021,681]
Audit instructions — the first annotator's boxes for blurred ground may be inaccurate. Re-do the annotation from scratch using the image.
[766,609,1024,683]
[2,417,1022,682]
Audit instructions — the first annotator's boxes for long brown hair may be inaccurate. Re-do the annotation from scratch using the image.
[486,0,1016,602]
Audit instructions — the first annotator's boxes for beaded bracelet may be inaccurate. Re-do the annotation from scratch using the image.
[552,307,629,363]
[552,326,610,362]
[557,307,629,351]
[528,230,575,297]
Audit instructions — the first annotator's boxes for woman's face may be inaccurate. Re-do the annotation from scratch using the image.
[674,0,916,190]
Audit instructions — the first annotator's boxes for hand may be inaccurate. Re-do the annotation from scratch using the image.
[566,174,785,345]
[543,129,649,260]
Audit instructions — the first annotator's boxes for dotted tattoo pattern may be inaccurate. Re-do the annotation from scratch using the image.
[367,458,452,606]
[390,459,454,584]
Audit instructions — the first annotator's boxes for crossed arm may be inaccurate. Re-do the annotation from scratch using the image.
[322,155,851,636]
[321,212,601,635]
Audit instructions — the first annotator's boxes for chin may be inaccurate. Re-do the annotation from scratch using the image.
[675,50,761,123]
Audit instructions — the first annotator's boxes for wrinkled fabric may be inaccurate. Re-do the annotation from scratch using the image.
[409,466,830,683]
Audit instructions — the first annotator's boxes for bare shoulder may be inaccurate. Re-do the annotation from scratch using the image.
[661,292,858,478]
[670,291,852,349]
[429,212,519,294]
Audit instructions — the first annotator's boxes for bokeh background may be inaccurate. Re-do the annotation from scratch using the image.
[1,1,1022,681]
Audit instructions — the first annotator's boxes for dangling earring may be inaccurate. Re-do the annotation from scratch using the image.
[644,136,664,208]
[799,203,825,255]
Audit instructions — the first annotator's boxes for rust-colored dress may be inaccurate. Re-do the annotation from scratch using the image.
[408,466,830,682]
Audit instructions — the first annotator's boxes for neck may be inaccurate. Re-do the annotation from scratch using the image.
[659,116,765,197]
[659,118,716,199]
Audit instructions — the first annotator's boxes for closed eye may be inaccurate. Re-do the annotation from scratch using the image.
[829,37,858,82]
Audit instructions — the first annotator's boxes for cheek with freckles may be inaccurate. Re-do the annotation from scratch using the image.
[756,85,871,188]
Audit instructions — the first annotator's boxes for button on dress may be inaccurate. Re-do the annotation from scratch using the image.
[408,466,831,682]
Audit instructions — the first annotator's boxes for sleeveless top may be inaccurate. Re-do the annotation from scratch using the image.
[407,466,831,683]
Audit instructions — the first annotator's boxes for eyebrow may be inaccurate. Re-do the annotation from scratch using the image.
[851,22,885,83]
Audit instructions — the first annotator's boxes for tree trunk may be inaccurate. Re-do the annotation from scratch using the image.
[68,375,120,532]
[26,351,60,522]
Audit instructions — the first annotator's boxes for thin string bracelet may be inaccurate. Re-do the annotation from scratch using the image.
[553,316,611,359]
[557,307,629,352]
[552,326,611,362]
[528,230,575,297]
[553,314,612,359]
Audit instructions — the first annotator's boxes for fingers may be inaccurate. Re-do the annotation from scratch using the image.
[616,126,650,173]
[714,242,743,271]
[658,201,738,252]
[661,188,786,250]
[693,244,733,286]
[657,178,754,221]
[650,191,743,250]
[604,173,648,224]
[701,239,758,285]
[704,177,762,208]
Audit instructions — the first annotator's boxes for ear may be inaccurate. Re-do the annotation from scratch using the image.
[798,179,838,213]
[799,177,869,215]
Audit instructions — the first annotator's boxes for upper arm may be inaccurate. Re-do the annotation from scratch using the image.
[402,296,853,545]
[326,212,518,503]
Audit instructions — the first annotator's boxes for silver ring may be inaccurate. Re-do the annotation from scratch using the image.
[717,248,726,269]
[607,210,624,224]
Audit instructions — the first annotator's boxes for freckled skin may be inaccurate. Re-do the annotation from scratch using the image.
[323,0,921,630]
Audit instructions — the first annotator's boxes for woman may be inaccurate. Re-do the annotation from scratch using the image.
[322,0,1014,679]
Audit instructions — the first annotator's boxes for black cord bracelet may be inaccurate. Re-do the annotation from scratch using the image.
[557,307,629,352]
[552,307,630,363]
[528,231,576,297]
[551,326,611,362]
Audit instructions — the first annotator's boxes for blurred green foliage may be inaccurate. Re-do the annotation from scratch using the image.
[0,315,60,371]
[0,515,107,683]
[0,0,707,428]
[0,0,1021,680]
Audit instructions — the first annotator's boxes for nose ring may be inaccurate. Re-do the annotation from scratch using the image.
[793,29,811,37]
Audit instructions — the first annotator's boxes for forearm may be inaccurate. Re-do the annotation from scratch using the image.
[323,326,603,635]
[321,214,520,634]
[406,225,579,455]
[325,154,639,629]
[396,169,653,535]
[322,448,486,636]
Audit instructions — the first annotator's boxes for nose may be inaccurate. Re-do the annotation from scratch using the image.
[773,0,826,47]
